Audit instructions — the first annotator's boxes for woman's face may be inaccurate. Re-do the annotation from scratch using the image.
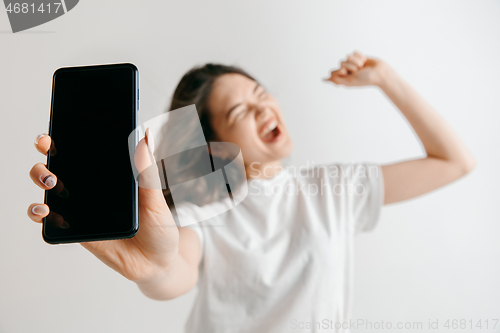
[207,73,293,171]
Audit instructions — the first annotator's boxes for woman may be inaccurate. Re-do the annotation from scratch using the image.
[28,51,475,332]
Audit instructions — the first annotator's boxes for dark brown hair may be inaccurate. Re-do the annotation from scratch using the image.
[170,63,256,141]
[159,64,257,212]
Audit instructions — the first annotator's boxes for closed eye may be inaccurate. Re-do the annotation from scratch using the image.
[256,86,267,98]
[231,106,247,121]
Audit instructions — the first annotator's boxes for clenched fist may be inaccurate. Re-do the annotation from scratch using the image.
[324,51,390,87]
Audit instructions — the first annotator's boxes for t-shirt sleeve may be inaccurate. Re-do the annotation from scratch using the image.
[343,163,384,235]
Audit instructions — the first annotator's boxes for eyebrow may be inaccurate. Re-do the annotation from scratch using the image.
[226,82,261,119]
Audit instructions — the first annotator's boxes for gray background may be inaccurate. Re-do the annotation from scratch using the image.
[1,1,499,332]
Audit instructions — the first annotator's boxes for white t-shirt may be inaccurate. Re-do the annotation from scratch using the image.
[176,163,384,333]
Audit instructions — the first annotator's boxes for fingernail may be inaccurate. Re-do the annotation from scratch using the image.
[34,134,47,147]
[145,127,155,154]
[32,205,49,216]
[40,175,56,188]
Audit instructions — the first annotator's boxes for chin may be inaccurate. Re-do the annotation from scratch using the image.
[274,137,293,160]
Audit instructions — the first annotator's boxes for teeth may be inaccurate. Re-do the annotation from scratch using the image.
[268,121,278,131]
[262,121,278,136]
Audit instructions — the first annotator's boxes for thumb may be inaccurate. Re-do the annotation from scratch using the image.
[324,68,349,84]
[134,128,169,214]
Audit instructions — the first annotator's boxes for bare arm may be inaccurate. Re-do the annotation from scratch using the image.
[136,227,200,300]
[377,65,475,204]
[326,51,476,204]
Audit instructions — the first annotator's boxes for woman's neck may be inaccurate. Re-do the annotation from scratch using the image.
[245,160,284,179]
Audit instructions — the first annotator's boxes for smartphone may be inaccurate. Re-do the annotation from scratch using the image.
[43,63,139,244]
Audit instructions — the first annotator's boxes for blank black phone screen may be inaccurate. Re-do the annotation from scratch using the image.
[43,63,138,244]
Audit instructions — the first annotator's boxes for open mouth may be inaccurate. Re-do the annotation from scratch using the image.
[260,119,281,143]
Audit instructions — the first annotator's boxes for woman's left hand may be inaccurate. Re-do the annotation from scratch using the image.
[324,51,388,87]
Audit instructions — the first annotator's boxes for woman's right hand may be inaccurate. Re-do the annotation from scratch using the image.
[28,131,181,285]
